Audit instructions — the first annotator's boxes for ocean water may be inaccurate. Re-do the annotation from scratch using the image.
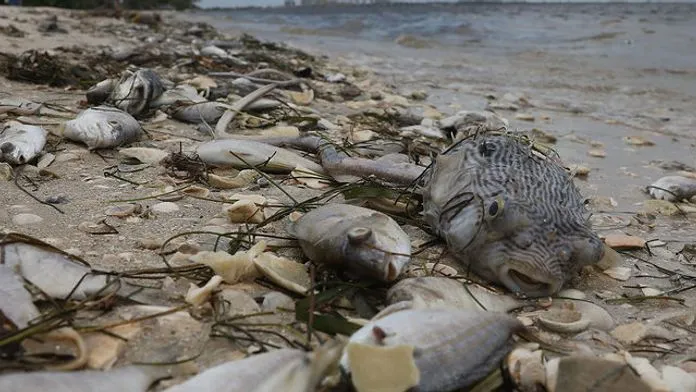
[189,2,696,208]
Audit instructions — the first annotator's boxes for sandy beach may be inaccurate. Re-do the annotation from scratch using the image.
[1,4,696,390]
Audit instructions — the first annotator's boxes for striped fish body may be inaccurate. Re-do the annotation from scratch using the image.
[421,133,603,297]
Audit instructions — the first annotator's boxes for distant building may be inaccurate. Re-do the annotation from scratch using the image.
[285,0,296,5]
[299,0,390,4]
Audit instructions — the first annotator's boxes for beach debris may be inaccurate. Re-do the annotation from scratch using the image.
[346,342,420,392]
[624,135,655,146]
[0,233,143,301]
[86,79,117,105]
[253,251,311,295]
[288,204,412,282]
[0,263,41,330]
[0,98,42,116]
[0,162,12,181]
[566,164,591,177]
[206,169,260,189]
[603,266,632,281]
[603,234,646,250]
[83,324,141,370]
[12,213,44,225]
[223,194,273,224]
[438,110,509,138]
[108,69,165,117]
[0,121,47,165]
[119,147,169,165]
[290,165,332,189]
[60,106,141,150]
[196,139,325,173]
[386,276,521,313]
[163,342,343,392]
[647,175,696,201]
[405,262,457,277]
[0,365,171,392]
[641,199,681,216]
[341,308,522,391]
[190,244,264,284]
[534,299,614,333]
[185,275,223,306]
[610,321,672,345]
[421,132,604,297]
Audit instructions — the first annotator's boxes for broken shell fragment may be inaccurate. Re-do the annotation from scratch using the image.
[61,106,141,150]
[603,234,646,250]
[506,346,546,392]
[225,199,266,224]
[0,121,47,165]
[537,306,590,334]
[346,343,420,392]
[207,169,260,189]
[119,147,169,165]
[545,356,651,392]
[291,165,332,189]
[185,275,223,306]
[341,308,522,392]
[253,252,311,295]
[289,204,412,282]
[189,243,264,284]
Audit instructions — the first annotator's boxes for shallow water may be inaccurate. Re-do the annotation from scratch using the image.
[189,3,696,214]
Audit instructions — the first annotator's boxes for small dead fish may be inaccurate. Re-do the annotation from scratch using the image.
[149,85,206,108]
[386,276,521,313]
[288,204,412,282]
[85,79,117,105]
[61,106,141,150]
[0,98,42,116]
[170,101,226,124]
[647,175,696,202]
[109,69,165,116]
[0,233,145,301]
[0,121,47,165]
[196,139,325,174]
[0,365,170,392]
[0,264,41,329]
[164,342,343,392]
[341,308,523,392]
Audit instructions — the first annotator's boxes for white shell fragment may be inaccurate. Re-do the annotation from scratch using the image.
[0,121,47,165]
[346,343,420,392]
[185,275,223,306]
[119,147,169,165]
[341,308,522,392]
[289,204,412,282]
[196,139,325,174]
[189,243,264,284]
[253,252,311,295]
[61,106,141,150]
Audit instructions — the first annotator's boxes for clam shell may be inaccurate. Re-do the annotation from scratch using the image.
[341,308,522,392]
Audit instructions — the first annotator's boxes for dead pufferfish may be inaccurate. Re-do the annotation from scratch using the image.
[420,133,604,298]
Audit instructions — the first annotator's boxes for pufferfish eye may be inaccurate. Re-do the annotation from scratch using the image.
[487,196,504,219]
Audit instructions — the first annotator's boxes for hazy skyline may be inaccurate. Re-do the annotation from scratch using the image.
[198,0,458,7]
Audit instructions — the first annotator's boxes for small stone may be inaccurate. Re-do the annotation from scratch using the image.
[515,113,535,122]
[409,90,428,101]
[105,204,140,218]
[567,164,591,177]
[588,149,606,158]
[36,153,55,169]
[603,234,646,250]
[641,287,662,296]
[152,202,180,214]
[177,240,200,255]
[217,289,262,319]
[326,73,346,83]
[603,266,632,281]
[624,136,655,146]
[12,213,43,225]
[41,237,65,248]
[530,128,556,143]
[0,163,13,181]
[136,238,163,250]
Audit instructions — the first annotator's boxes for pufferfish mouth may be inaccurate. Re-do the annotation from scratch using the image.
[498,264,561,298]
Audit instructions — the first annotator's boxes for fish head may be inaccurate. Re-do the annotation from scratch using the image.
[0,139,28,165]
[342,224,411,282]
[460,196,604,298]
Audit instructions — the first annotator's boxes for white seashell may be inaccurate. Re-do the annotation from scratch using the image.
[185,275,223,306]
[603,266,632,281]
[62,106,141,150]
[225,199,266,223]
[253,252,311,295]
[207,169,260,189]
[200,45,228,58]
[119,147,169,164]
[189,243,265,284]
[0,121,47,165]
[346,343,420,392]
[506,347,546,392]
[289,89,314,106]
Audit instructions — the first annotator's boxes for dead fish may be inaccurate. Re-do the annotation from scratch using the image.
[0,264,41,329]
[386,276,521,313]
[196,139,325,174]
[164,342,343,392]
[170,101,226,124]
[86,79,117,105]
[647,175,696,202]
[149,85,206,108]
[0,121,47,165]
[61,106,141,150]
[0,365,170,392]
[109,69,165,116]
[341,308,523,392]
[0,98,42,116]
[288,204,412,282]
[0,233,145,301]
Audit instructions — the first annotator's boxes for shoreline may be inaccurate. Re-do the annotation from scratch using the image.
[1,5,696,389]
